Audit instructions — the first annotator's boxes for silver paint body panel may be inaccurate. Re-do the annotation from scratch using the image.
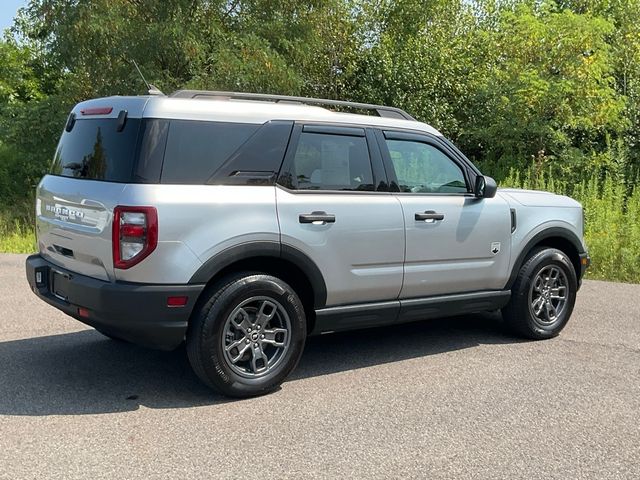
[276,188,405,306]
[36,176,124,282]
[398,194,512,297]
[35,95,586,310]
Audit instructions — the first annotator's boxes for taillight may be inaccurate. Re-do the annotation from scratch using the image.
[112,206,158,269]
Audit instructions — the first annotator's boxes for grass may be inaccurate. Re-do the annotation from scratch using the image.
[0,216,36,253]
[1,169,638,283]
[501,167,640,283]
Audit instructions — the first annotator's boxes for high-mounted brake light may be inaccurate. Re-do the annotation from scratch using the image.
[80,107,113,116]
[112,206,158,269]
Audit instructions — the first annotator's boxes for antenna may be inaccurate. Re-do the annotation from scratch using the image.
[132,60,164,96]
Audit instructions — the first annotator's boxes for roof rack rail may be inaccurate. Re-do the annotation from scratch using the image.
[169,90,416,121]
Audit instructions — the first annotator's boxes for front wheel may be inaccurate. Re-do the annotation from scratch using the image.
[186,272,306,397]
[503,247,577,339]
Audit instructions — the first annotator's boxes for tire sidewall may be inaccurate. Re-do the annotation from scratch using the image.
[198,275,306,396]
[515,248,577,338]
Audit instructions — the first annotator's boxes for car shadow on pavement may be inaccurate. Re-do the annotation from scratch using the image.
[293,311,519,380]
[0,311,521,416]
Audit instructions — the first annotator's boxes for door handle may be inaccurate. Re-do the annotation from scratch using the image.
[415,211,445,222]
[299,211,336,224]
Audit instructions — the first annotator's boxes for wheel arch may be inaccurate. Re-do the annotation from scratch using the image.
[188,242,326,332]
[506,228,584,290]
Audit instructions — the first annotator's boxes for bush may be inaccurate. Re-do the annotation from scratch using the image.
[501,166,640,283]
[0,212,35,253]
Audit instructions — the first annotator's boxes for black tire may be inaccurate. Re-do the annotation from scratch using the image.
[503,247,577,339]
[186,272,307,397]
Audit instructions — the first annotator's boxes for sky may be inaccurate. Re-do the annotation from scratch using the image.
[0,0,28,33]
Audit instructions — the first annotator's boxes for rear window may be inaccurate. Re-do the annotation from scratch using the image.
[51,118,141,182]
[288,132,374,191]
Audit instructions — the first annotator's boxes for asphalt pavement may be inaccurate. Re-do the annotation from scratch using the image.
[0,253,638,479]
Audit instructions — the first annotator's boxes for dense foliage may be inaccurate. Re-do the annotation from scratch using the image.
[1,0,639,280]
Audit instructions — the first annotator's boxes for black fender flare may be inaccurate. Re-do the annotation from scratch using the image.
[506,227,585,290]
[188,241,327,309]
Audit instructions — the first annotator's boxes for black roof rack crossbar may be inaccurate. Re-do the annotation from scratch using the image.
[169,90,416,121]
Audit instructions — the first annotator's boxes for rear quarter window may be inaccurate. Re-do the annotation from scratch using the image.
[160,120,259,184]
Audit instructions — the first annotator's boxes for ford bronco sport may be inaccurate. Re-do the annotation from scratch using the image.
[26,90,590,397]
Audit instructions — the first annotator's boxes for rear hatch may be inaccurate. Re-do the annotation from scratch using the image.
[36,97,149,281]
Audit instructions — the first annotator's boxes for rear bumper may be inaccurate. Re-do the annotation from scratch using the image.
[25,254,205,350]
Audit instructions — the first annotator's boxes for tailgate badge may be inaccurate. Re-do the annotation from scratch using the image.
[46,203,85,221]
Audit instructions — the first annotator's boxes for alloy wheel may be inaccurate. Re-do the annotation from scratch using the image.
[221,296,292,378]
[528,265,569,325]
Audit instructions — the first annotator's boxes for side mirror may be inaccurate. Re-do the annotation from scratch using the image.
[474,175,497,199]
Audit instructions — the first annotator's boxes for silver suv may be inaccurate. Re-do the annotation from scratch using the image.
[26,91,590,397]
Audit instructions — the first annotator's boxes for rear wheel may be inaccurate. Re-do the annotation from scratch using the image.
[503,247,577,339]
[186,272,306,397]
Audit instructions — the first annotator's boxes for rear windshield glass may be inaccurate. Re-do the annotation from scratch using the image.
[51,118,141,182]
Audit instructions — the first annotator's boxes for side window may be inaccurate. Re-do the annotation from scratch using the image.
[289,132,374,191]
[385,139,468,193]
[161,120,259,184]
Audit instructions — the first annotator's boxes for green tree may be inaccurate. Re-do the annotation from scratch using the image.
[348,0,485,136]
[556,0,640,169]
[465,3,626,167]
[11,0,357,97]
[0,40,63,213]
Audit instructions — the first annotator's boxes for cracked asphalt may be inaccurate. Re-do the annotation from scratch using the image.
[0,253,638,479]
